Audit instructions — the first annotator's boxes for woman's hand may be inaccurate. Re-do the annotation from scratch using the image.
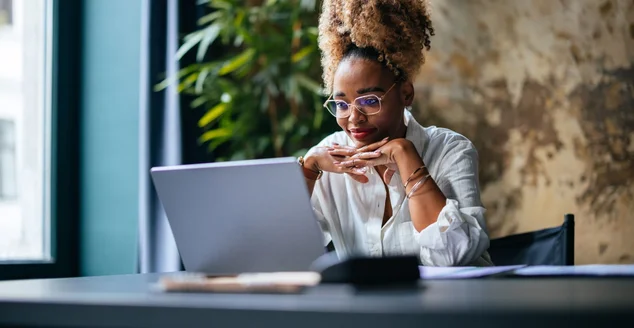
[330,138,416,184]
[303,143,383,183]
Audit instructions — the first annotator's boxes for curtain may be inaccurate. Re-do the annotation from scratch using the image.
[138,0,183,273]
[138,0,215,273]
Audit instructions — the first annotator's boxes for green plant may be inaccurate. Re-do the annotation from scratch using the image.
[157,0,337,161]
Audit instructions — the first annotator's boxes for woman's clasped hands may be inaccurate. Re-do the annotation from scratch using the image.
[305,137,412,184]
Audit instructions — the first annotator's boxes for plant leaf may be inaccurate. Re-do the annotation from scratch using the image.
[191,95,208,109]
[280,114,296,133]
[230,151,247,161]
[198,103,228,128]
[218,48,256,76]
[294,73,323,95]
[197,11,223,26]
[209,0,232,10]
[299,0,316,11]
[154,64,201,92]
[306,27,319,37]
[178,72,200,92]
[195,67,210,94]
[199,127,233,143]
[207,137,230,153]
[197,23,221,62]
[234,8,245,27]
[313,101,324,130]
[291,45,314,63]
[176,32,204,60]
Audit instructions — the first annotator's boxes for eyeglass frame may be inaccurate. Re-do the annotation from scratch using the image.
[322,82,397,118]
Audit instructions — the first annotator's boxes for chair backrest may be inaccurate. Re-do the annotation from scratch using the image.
[488,214,575,266]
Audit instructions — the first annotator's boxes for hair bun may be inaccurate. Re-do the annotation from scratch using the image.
[318,0,434,93]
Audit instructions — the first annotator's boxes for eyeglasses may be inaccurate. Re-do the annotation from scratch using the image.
[323,83,397,118]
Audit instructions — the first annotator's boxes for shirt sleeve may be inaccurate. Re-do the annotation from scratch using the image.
[413,139,493,267]
[308,133,340,248]
[311,200,332,247]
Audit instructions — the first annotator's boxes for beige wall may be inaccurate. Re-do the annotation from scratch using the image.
[415,0,634,264]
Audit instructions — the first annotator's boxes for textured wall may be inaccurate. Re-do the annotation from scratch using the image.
[415,0,634,264]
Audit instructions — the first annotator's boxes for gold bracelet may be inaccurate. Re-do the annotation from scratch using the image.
[407,173,430,199]
[403,165,426,188]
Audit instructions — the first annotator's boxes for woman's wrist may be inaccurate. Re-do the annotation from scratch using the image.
[303,155,320,173]
[300,155,322,180]
[390,139,427,187]
[391,138,417,163]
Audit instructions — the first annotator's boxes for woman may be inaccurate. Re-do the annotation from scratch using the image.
[299,0,493,266]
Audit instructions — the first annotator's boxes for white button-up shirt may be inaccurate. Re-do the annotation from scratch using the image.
[311,110,493,266]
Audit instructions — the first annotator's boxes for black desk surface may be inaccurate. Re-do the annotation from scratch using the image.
[0,273,633,328]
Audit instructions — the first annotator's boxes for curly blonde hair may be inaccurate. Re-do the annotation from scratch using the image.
[318,0,434,94]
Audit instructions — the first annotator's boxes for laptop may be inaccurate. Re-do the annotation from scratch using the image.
[150,157,327,275]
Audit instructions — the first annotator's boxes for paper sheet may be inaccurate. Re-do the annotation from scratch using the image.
[513,264,634,276]
[419,265,526,279]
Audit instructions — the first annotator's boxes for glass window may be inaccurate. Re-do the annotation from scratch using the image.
[0,0,12,26]
[0,0,51,261]
[0,119,17,199]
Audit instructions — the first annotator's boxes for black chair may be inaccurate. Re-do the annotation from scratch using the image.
[488,214,575,266]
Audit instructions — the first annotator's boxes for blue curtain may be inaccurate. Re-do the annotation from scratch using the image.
[138,0,183,273]
[137,0,216,273]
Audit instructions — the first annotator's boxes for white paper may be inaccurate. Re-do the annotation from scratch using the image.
[513,264,634,276]
[419,266,474,279]
[419,265,526,279]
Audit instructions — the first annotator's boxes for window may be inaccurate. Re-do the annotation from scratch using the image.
[0,0,12,26]
[0,119,17,199]
[0,0,50,261]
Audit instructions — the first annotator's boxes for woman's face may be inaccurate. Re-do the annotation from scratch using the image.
[331,57,414,147]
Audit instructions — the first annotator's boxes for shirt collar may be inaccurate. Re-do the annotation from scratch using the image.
[404,109,427,155]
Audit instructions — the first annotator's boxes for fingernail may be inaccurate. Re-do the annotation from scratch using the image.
[374,149,381,153]
[333,161,340,165]
[383,137,389,141]
[332,142,339,146]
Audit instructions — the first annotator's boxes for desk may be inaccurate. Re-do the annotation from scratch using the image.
[0,273,633,327]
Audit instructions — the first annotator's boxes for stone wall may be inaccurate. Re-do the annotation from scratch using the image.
[415,0,634,264]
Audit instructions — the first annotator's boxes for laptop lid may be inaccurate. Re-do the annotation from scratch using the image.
[150,157,326,275]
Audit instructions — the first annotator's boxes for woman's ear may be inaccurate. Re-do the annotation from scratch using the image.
[400,81,415,106]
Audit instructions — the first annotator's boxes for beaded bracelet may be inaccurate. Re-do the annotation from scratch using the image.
[406,173,430,199]
[403,165,426,188]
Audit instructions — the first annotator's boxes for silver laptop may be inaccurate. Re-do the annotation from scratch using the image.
[150,157,326,275]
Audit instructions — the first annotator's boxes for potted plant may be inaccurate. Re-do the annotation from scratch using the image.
[157,0,337,161]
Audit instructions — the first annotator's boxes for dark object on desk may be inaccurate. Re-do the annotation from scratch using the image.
[311,253,420,285]
[488,214,574,266]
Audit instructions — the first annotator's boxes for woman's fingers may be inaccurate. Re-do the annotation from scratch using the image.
[331,143,356,151]
[327,147,356,157]
[329,148,382,159]
[327,139,387,173]
[351,150,382,160]
[357,137,389,153]
[336,158,374,169]
[334,160,368,173]
[329,137,388,155]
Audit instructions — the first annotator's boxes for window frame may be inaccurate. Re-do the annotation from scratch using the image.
[0,0,80,280]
